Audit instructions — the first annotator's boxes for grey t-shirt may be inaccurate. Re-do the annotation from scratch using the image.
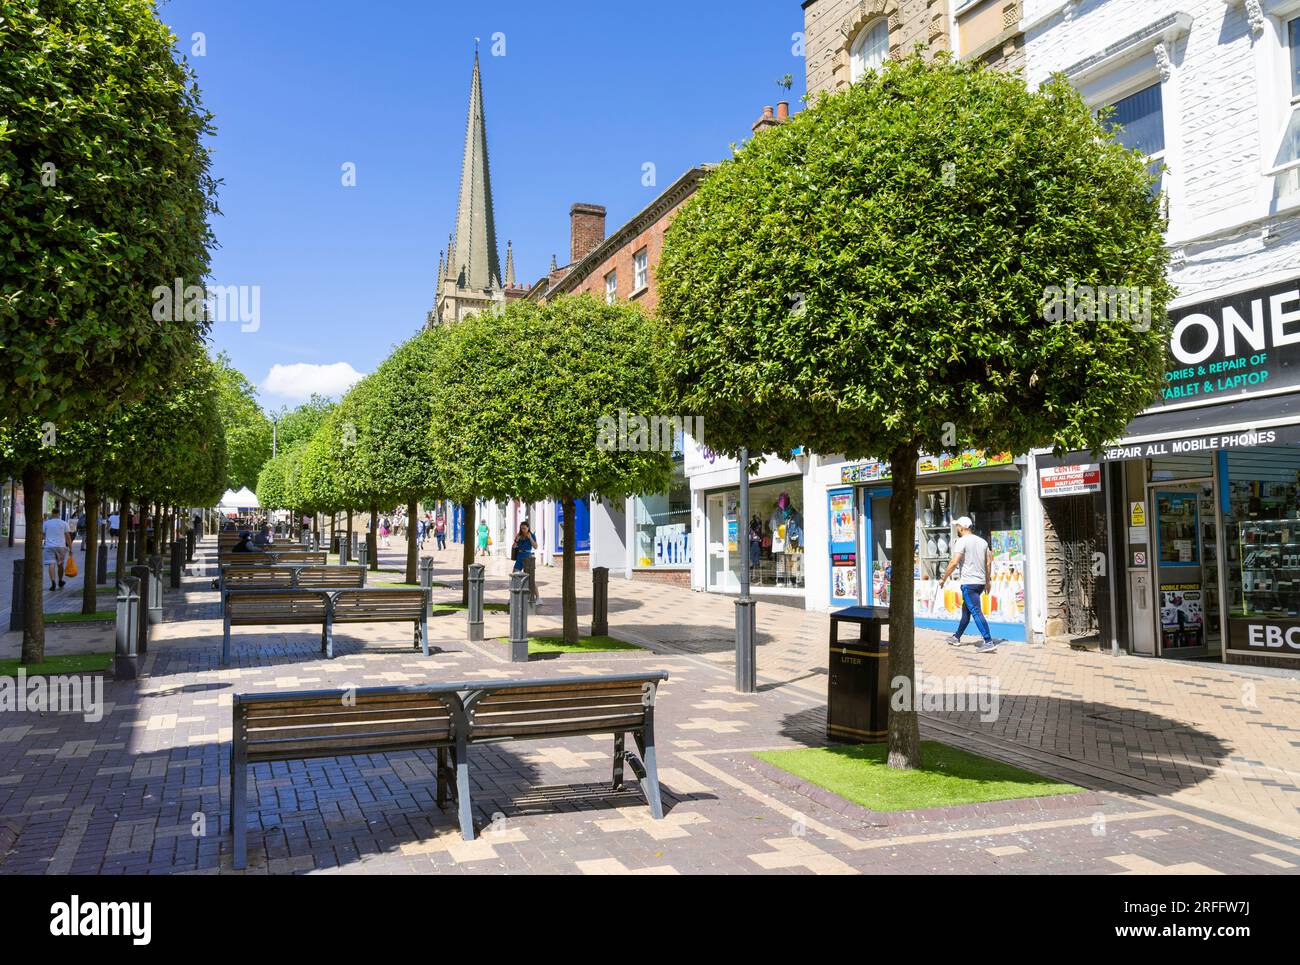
[952,533,990,585]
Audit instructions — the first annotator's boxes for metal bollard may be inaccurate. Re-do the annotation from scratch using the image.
[9,559,23,632]
[351,532,360,559]
[170,539,183,589]
[114,576,141,680]
[96,542,108,585]
[591,566,609,637]
[508,571,530,663]
[139,560,163,626]
[467,563,485,642]
[357,541,369,570]
[130,566,153,654]
[419,557,435,614]
[339,537,349,566]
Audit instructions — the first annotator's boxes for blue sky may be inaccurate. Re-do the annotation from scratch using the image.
[157,0,807,410]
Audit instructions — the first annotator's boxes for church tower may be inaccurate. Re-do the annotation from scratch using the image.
[430,51,508,326]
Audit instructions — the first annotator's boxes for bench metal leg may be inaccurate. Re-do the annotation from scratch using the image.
[222,614,231,666]
[436,746,450,808]
[454,735,474,840]
[419,614,429,657]
[231,754,248,870]
[613,733,625,790]
[322,614,334,659]
[633,718,664,820]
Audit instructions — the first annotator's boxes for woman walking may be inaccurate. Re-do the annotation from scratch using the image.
[476,518,490,557]
[511,521,539,607]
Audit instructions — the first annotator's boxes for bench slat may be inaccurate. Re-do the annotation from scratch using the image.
[470,713,647,740]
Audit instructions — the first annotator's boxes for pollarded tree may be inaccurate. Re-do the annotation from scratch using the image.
[430,296,672,642]
[0,0,217,425]
[214,353,272,491]
[331,375,391,570]
[657,55,1174,769]
[357,329,445,583]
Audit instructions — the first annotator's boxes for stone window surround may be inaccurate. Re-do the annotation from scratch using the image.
[1062,12,1192,237]
[1238,0,1300,213]
[831,0,902,89]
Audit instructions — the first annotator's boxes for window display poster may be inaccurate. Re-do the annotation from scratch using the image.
[726,515,737,553]
[1160,583,1204,649]
[654,524,690,567]
[830,492,856,543]
[833,564,859,602]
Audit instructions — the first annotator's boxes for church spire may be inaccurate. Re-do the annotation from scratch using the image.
[504,240,516,288]
[451,49,502,291]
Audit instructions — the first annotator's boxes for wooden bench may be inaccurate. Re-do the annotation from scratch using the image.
[217,548,327,567]
[218,564,367,609]
[229,671,668,869]
[221,587,430,664]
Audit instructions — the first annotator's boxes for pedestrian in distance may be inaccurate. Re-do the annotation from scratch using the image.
[435,511,447,551]
[510,521,539,606]
[941,516,998,653]
[476,519,490,557]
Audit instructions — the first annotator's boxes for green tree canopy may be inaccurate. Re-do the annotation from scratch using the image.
[658,55,1173,767]
[213,352,271,490]
[0,0,218,426]
[430,295,671,640]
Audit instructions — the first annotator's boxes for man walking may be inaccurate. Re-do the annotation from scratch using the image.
[434,511,447,552]
[43,509,72,591]
[941,516,998,653]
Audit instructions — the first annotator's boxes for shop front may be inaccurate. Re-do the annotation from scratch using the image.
[1037,273,1300,667]
[703,477,806,594]
[630,454,691,575]
[825,450,1028,641]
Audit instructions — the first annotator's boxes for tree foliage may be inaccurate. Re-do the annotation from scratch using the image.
[657,55,1173,768]
[430,295,671,639]
[213,352,271,490]
[0,0,218,426]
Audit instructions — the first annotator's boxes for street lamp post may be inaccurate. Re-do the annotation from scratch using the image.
[736,448,756,693]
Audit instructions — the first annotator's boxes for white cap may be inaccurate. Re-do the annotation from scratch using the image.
[955,516,973,529]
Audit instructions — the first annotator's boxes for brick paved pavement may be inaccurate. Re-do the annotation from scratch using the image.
[0,535,1297,874]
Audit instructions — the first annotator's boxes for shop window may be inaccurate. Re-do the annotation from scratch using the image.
[707,479,805,591]
[1155,491,1200,565]
[1149,453,1213,481]
[634,456,691,568]
[1224,446,1300,620]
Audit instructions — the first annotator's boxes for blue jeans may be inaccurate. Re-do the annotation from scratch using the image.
[954,584,992,642]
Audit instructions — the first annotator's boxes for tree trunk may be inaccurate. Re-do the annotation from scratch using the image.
[562,495,578,643]
[460,498,475,607]
[116,490,129,579]
[368,502,379,571]
[405,497,418,585]
[151,504,162,556]
[20,465,46,664]
[82,483,99,616]
[886,442,922,770]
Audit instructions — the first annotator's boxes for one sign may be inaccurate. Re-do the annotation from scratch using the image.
[1038,463,1101,497]
[1229,617,1300,659]
[1130,502,1146,526]
[1162,277,1300,406]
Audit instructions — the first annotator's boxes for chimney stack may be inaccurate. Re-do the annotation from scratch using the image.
[570,203,607,264]
[752,105,778,135]
[776,101,790,121]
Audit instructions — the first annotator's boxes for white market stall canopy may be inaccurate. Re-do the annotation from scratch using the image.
[217,487,260,512]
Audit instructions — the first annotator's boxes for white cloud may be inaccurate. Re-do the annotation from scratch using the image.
[260,362,364,403]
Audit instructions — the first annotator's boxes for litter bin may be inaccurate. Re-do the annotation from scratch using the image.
[827,605,890,744]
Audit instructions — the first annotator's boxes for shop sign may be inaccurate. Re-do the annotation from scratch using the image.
[841,449,1013,485]
[1230,618,1300,657]
[1159,583,1204,650]
[1038,464,1101,497]
[1162,278,1300,406]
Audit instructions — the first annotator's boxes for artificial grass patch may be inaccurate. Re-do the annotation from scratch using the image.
[493,634,642,654]
[372,581,421,588]
[434,602,509,613]
[43,611,115,624]
[754,741,1081,812]
[0,652,113,676]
